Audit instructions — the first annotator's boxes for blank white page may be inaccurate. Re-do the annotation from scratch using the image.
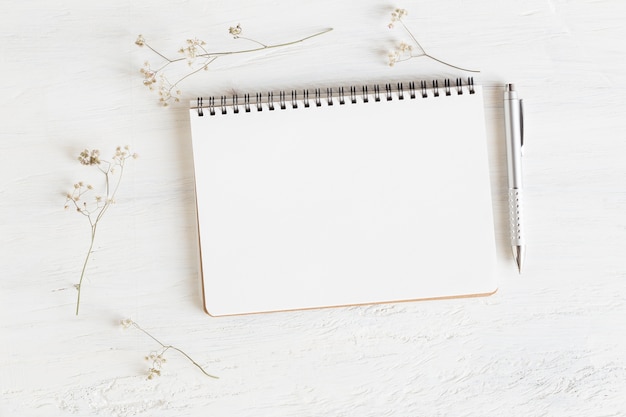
[189,84,496,316]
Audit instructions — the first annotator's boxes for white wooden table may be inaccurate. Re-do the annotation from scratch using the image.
[2,1,626,416]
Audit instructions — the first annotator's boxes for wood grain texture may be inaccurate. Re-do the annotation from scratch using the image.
[1,0,626,416]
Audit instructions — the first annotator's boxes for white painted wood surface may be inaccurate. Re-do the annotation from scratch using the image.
[1,0,626,415]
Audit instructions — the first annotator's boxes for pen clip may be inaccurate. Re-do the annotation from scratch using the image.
[519,99,524,150]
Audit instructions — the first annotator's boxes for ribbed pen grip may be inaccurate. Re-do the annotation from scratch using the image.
[508,188,525,246]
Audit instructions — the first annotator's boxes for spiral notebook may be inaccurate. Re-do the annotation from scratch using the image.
[189,78,497,317]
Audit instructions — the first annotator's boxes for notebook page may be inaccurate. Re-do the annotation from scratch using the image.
[190,85,496,316]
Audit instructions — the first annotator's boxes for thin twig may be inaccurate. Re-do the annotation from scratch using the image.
[126,320,218,379]
[66,147,136,315]
[389,10,479,73]
[137,27,333,105]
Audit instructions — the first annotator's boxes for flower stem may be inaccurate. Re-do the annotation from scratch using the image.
[236,36,268,48]
[422,53,480,73]
[131,321,218,379]
[68,148,135,315]
[76,224,97,315]
[168,56,218,94]
[173,28,333,63]
[399,20,425,54]
[164,346,219,379]
[398,19,479,73]
[141,28,333,104]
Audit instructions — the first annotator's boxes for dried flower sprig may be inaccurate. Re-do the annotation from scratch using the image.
[121,319,218,380]
[136,25,333,105]
[387,8,479,72]
[65,146,137,315]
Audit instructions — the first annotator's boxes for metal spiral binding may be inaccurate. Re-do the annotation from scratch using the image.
[196,77,475,116]
[197,98,203,116]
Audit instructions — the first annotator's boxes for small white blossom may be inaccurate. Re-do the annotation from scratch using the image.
[385,7,478,72]
[229,24,242,37]
[388,8,408,28]
[388,42,413,66]
[179,38,207,63]
[135,34,145,47]
[78,149,101,165]
[140,62,157,87]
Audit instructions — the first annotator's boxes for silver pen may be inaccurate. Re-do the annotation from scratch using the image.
[504,84,525,273]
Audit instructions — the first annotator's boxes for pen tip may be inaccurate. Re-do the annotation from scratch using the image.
[506,83,515,92]
[513,245,524,274]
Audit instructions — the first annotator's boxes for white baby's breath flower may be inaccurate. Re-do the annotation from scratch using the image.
[388,42,413,66]
[386,7,479,72]
[121,320,219,380]
[398,42,412,52]
[135,25,333,105]
[135,34,145,47]
[229,24,242,37]
[140,62,157,88]
[66,146,137,315]
[179,38,207,63]
[147,367,161,380]
[388,52,399,66]
[388,8,408,28]
[78,149,101,166]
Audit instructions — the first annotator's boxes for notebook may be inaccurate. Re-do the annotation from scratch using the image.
[189,78,497,317]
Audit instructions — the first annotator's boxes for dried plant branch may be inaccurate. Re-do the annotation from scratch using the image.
[65,146,137,315]
[121,319,218,380]
[387,8,479,72]
[136,25,333,105]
